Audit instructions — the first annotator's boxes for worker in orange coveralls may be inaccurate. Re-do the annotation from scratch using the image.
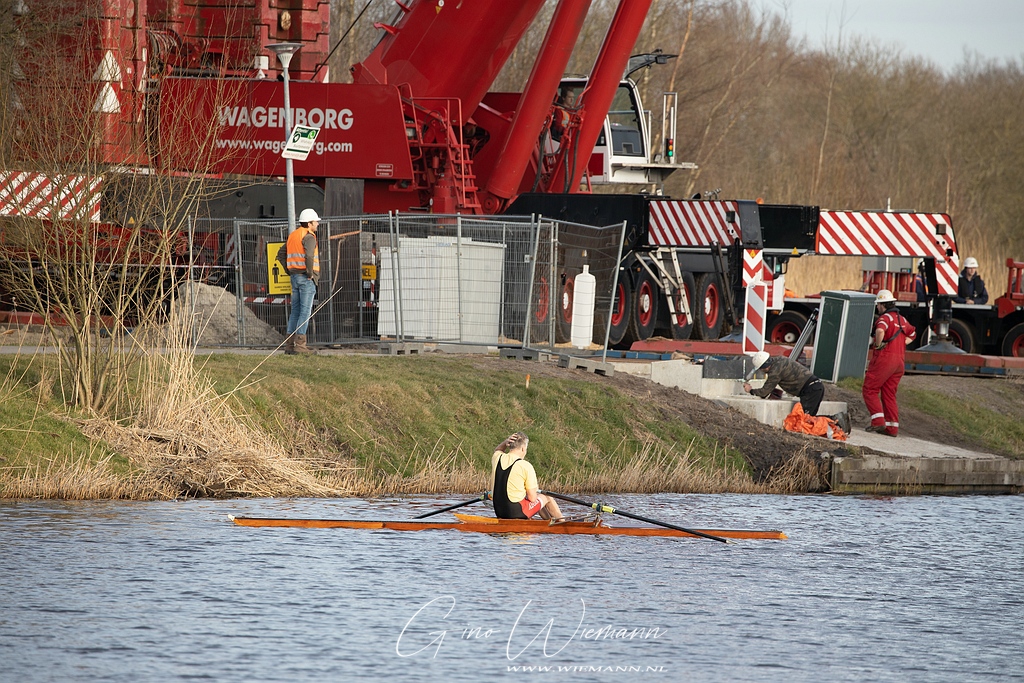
[863,289,916,437]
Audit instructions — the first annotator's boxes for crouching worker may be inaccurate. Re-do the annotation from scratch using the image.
[744,351,825,416]
[491,432,564,521]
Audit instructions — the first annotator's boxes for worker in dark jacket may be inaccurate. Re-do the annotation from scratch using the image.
[955,257,988,304]
[743,351,825,416]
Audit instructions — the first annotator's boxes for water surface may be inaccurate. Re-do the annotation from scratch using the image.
[1,495,1021,681]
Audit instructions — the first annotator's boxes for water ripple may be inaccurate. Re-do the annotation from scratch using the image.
[0,495,1021,682]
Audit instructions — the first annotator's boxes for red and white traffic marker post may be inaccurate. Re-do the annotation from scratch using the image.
[743,281,767,354]
[741,249,767,353]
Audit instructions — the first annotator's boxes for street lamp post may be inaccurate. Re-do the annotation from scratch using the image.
[266,43,303,233]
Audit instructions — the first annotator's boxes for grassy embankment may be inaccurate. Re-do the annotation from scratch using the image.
[5,350,1022,500]
[1,351,799,499]
[0,354,127,497]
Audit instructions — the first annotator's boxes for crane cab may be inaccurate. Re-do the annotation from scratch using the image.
[558,77,695,188]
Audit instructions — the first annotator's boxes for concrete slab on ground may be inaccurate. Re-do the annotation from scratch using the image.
[610,360,652,379]
[844,430,989,459]
[715,397,847,428]
[557,355,614,376]
[379,342,424,355]
[500,348,543,361]
[436,344,496,354]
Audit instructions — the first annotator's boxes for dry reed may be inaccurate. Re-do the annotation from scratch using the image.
[337,436,825,497]
[10,307,354,500]
[785,255,863,298]
[0,448,149,500]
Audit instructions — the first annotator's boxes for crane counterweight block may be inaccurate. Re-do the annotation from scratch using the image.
[159,79,415,183]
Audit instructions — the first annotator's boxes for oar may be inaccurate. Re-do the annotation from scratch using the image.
[413,492,490,519]
[542,491,732,544]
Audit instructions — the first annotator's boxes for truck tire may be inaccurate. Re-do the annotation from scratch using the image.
[1001,322,1024,357]
[947,318,977,354]
[529,275,551,345]
[767,311,809,346]
[557,273,574,344]
[622,270,659,345]
[694,272,724,340]
[668,271,696,340]
[605,276,632,348]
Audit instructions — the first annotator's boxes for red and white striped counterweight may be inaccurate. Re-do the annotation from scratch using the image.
[0,171,102,222]
[817,211,959,295]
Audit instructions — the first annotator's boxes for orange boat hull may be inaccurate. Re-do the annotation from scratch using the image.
[229,512,787,540]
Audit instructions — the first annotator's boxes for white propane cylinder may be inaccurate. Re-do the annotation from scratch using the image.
[570,265,596,349]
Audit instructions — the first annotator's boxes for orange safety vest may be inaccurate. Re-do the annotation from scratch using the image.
[551,105,571,138]
[285,227,319,275]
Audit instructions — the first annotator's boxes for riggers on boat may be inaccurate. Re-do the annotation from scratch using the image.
[229,512,787,540]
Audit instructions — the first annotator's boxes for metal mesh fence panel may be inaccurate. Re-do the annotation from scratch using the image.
[181,212,622,351]
[319,214,391,342]
[374,214,536,344]
[526,219,628,353]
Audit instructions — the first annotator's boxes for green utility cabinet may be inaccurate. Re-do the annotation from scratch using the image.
[811,290,877,382]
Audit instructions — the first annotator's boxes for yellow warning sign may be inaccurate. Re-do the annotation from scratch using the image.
[362,264,377,280]
[267,241,291,295]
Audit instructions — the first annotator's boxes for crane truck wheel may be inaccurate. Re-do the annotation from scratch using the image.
[694,272,724,340]
[945,318,977,354]
[622,270,659,345]
[668,271,697,340]
[604,276,632,348]
[556,274,575,344]
[766,311,809,346]
[530,275,551,344]
[1001,322,1024,357]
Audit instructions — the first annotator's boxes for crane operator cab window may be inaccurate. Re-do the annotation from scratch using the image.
[602,85,645,157]
[590,83,651,185]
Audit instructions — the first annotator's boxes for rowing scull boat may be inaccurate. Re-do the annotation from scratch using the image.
[229,512,787,540]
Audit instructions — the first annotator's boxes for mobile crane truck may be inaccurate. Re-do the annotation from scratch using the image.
[3,0,1021,355]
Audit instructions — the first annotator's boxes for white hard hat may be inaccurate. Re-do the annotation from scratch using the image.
[750,351,770,371]
[963,257,978,268]
[298,208,320,224]
[876,289,896,304]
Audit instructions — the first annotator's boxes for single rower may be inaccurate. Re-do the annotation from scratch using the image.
[491,432,564,521]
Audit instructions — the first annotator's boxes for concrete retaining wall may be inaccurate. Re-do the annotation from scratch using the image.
[832,453,1024,494]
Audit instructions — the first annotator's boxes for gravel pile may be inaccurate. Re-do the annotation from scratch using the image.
[176,282,284,347]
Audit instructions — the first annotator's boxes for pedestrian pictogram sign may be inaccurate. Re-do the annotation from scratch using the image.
[282,126,320,161]
[267,241,291,295]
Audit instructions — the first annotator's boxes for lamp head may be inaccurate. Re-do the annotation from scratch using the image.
[266,42,303,69]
